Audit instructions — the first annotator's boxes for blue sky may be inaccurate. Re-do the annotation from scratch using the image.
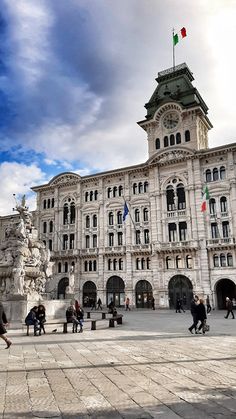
[0,0,236,215]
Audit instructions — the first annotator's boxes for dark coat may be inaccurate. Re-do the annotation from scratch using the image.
[196,303,207,321]
[0,302,8,335]
[226,299,233,310]
[37,307,46,323]
[190,300,197,315]
[25,309,37,325]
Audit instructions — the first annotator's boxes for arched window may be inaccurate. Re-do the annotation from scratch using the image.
[113,259,117,271]
[63,203,69,224]
[93,235,97,248]
[220,253,226,267]
[43,222,47,233]
[65,262,68,273]
[213,168,219,181]
[63,234,68,250]
[58,262,61,273]
[86,215,90,228]
[136,230,141,245]
[166,256,171,269]
[43,240,46,246]
[85,235,90,248]
[220,197,227,213]
[119,258,123,270]
[107,187,112,198]
[89,191,93,201]
[113,186,117,197]
[213,254,219,267]
[48,239,52,251]
[144,181,148,193]
[70,202,75,224]
[108,259,112,270]
[43,200,46,209]
[89,261,93,271]
[176,255,182,269]
[94,190,98,200]
[118,185,123,196]
[135,209,140,222]
[176,132,181,144]
[141,258,145,270]
[177,183,186,210]
[69,234,74,249]
[133,183,137,194]
[49,221,53,233]
[84,261,88,271]
[85,191,89,202]
[108,212,114,226]
[136,258,140,270]
[209,198,216,215]
[185,130,190,142]
[93,214,97,227]
[220,166,226,180]
[47,199,50,209]
[51,198,54,208]
[144,229,149,244]
[166,185,175,211]
[146,257,150,269]
[227,253,233,267]
[138,182,143,193]
[109,232,114,246]
[155,138,160,149]
[117,211,122,225]
[170,134,175,146]
[186,255,192,269]
[164,136,169,147]
[205,169,212,182]
[93,260,97,271]
[143,208,148,221]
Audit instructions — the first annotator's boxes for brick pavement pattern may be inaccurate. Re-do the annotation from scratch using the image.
[0,310,236,419]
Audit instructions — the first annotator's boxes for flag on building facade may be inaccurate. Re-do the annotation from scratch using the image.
[173,27,187,46]
[123,202,129,221]
[201,185,210,212]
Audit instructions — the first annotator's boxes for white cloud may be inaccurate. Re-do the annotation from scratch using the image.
[0,162,46,216]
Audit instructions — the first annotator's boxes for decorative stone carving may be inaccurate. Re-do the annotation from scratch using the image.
[51,174,80,186]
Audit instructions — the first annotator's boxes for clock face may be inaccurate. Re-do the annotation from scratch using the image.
[162,111,179,130]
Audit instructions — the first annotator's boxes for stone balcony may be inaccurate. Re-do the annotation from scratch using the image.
[206,237,236,249]
[155,240,199,253]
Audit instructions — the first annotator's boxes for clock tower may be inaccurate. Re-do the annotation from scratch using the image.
[138,63,213,159]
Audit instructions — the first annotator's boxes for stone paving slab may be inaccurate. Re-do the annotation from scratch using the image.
[0,309,236,418]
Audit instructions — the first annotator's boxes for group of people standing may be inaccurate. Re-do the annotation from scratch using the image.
[188,296,208,334]
[66,300,84,333]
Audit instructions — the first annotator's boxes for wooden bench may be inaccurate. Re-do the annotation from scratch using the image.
[23,321,68,336]
[86,311,108,319]
[90,314,123,330]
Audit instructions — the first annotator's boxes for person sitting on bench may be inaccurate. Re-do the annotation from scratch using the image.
[37,304,46,334]
[66,304,79,333]
[25,306,40,336]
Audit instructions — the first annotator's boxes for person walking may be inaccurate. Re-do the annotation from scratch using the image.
[97,298,102,310]
[196,298,207,334]
[0,302,12,349]
[25,306,40,336]
[188,295,199,334]
[206,295,212,314]
[224,297,235,319]
[37,304,46,334]
[125,297,131,311]
[176,298,184,313]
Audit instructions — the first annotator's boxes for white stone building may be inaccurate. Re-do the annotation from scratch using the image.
[3,63,236,309]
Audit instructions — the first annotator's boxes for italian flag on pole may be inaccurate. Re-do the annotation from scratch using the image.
[173,27,187,46]
[201,185,210,212]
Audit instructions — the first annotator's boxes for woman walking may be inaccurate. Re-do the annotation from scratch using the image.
[196,298,207,334]
[0,302,12,349]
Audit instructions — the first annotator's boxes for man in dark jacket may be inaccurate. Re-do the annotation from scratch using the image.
[25,306,40,336]
[0,302,12,348]
[225,297,235,319]
[188,295,199,334]
[196,299,207,334]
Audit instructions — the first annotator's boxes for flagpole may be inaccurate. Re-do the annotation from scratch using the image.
[172,28,175,70]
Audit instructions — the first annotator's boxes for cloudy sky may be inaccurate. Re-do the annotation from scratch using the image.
[0,0,235,215]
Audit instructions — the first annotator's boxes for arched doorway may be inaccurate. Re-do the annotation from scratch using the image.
[83,281,97,307]
[168,275,193,309]
[106,276,125,307]
[57,277,69,299]
[216,278,236,309]
[135,280,153,308]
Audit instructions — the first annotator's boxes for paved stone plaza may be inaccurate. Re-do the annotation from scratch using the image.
[0,309,236,419]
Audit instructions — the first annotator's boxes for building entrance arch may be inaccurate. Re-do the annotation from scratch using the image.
[83,281,97,307]
[168,275,193,309]
[215,278,236,309]
[57,277,69,299]
[106,276,125,307]
[135,280,153,308]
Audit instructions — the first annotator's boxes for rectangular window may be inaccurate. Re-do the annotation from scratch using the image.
[70,234,74,249]
[93,234,97,248]
[222,221,229,238]
[109,233,114,247]
[168,223,177,242]
[136,230,141,245]
[179,222,187,241]
[85,235,90,248]
[211,223,219,239]
[117,232,123,246]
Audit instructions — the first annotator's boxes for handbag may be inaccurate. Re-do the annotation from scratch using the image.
[203,322,210,332]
